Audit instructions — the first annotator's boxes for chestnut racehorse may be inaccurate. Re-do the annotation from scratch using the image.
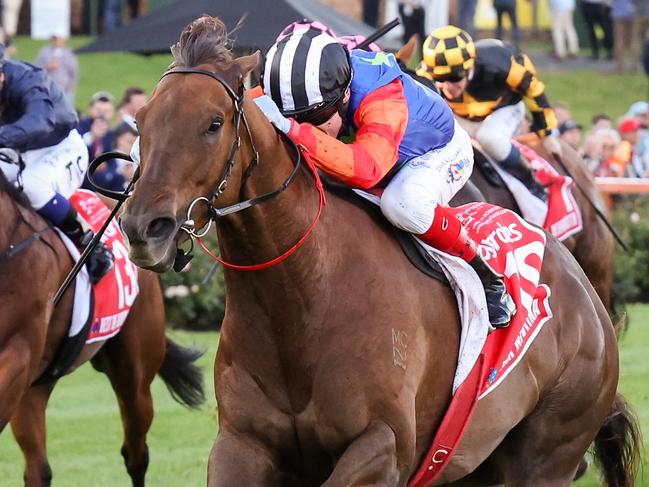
[0,173,205,486]
[120,17,639,487]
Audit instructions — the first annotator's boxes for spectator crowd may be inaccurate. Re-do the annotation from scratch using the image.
[76,87,144,192]
[556,100,649,178]
[383,0,649,72]
[1,0,647,197]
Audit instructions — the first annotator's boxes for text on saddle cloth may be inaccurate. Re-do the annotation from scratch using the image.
[69,190,139,343]
[408,202,553,487]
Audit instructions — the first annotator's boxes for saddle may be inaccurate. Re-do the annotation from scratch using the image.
[473,149,507,188]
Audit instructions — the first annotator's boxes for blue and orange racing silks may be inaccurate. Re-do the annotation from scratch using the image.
[286,50,456,189]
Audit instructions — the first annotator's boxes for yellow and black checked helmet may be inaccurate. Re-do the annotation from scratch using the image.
[422,26,476,82]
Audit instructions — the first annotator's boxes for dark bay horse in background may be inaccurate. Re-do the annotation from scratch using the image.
[471,137,615,312]
[396,38,615,314]
[0,174,205,486]
[119,17,639,486]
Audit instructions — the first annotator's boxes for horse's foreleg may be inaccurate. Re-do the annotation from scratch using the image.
[207,428,284,487]
[322,422,402,487]
[96,274,165,487]
[9,383,55,487]
[98,346,157,487]
[0,338,33,432]
[98,338,164,487]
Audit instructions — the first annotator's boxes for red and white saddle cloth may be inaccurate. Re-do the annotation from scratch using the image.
[407,202,553,487]
[57,190,139,344]
[489,140,583,242]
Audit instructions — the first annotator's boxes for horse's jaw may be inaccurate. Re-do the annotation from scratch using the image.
[126,237,178,273]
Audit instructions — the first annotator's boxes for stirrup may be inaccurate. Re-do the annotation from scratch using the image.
[528,180,548,203]
[86,241,115,284]
[485,278,516,328]
[468,256,516,328]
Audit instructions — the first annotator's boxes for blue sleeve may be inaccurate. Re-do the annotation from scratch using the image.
[0,70,56,151]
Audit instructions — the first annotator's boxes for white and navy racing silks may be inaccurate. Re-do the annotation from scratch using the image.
[0,59,78,152]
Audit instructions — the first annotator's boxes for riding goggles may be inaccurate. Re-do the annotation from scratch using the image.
[293,100,341,127]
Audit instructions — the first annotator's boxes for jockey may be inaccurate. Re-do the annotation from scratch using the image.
[418,26,561,201]
[0,47,113,283]
[254,27,516,327]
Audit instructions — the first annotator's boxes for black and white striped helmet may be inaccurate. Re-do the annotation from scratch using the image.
[263,28,351,119]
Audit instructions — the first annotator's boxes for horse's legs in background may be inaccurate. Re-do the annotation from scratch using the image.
[93,274,166,487]
[589,263,614,315]
[491,407,596,487]
[0,337,36,433]
[490,308,618,485]
[9,383,55,487]
[321,422,402,487]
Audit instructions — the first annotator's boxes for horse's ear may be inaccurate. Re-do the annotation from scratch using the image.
[396,34,419,64]
[234,50,262,78]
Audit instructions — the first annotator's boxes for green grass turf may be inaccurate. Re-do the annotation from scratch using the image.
[1,307,648,485]
[0,330,219,486]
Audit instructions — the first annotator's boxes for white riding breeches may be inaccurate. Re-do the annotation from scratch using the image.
[380,121,474,234]
[457,101,526,162]
[0,129,88,210]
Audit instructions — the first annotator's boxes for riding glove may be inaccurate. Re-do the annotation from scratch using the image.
[130,136,140,164]
[254,95,292,134]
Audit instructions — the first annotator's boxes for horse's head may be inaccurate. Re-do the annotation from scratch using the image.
[120,16,260,271]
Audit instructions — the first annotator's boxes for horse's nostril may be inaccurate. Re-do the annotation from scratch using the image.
[146,217,176,241]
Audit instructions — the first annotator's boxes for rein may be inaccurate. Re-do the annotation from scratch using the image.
[0,154,54,262]
[195,148,326,271]
[0,210,52,262]
[0,225,52,261]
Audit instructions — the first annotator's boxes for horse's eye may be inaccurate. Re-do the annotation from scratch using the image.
[207,119,223,134]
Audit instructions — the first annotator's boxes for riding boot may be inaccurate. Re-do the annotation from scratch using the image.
[467,254,516,327]
[418,205,516,328]
[56,206,115,285]
[498,146,548,202]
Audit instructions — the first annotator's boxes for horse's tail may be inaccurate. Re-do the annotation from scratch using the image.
[157,337,206,409]
[593,393,642,487]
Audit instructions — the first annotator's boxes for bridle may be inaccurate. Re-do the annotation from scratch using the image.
[88,66,325,272]
[0,203,53,262]
[159,68,306,235]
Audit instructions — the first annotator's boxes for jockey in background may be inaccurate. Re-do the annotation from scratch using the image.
[418,26,561,201]
[0,46,113,283]
[254,25,516,327]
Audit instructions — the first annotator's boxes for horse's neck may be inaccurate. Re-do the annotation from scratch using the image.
[216,108,328,322]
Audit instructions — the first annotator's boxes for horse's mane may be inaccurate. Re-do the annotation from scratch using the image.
[0,169,31,209]
[170,15,234,68]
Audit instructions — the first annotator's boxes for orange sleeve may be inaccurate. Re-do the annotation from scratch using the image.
[287,79,409,189]
[248,85,264,99]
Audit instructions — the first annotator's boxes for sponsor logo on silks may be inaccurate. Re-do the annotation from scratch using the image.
[447,158,470,183]
[358,52,394,67]
[487,367,498,385]
[477,222,524,260]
